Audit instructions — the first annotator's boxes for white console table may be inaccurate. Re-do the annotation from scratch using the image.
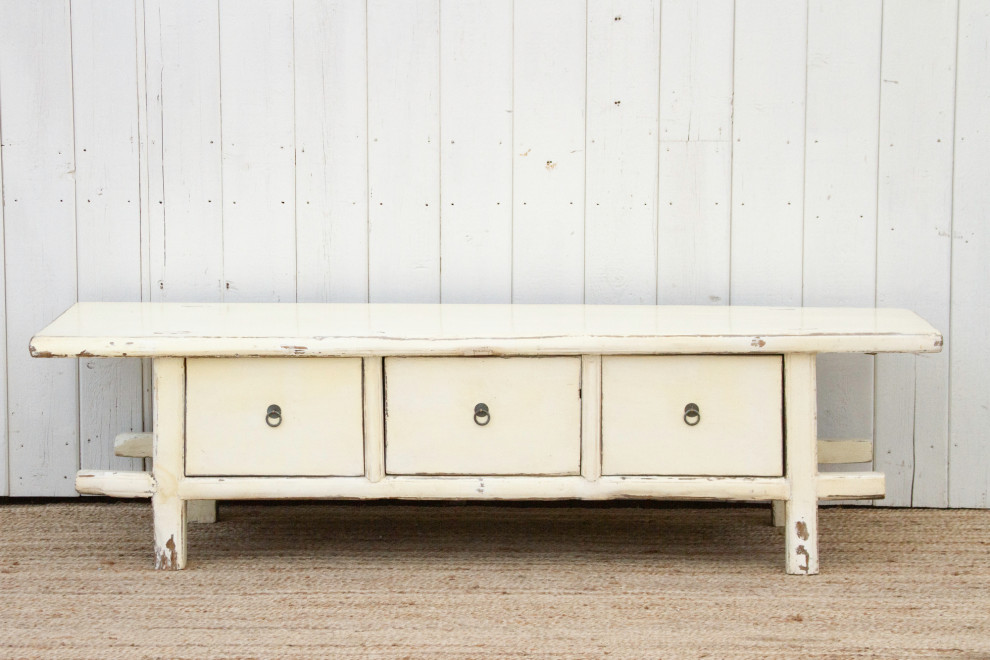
[31,303,942,574]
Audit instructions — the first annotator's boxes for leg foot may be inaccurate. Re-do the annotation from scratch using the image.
[153,492,187,570]
[785,499,818,575]
[187,500,218,524]
[771,500,786,527]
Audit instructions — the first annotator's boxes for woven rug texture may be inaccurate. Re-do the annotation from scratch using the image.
[0,501,988,659]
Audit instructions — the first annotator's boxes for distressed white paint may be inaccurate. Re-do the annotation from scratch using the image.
[512,0,586,303]
[784,354,818,575]
[439,0,513,303]
[875,0,956,508]
[602,356,783,476]
[584,0,659,305]
[76,469,155,498]
[0,53,6,496]
[949,0,990,508]
[730,0,807,306]
[294,0,369,303]
[152,358,185,570]
[367,0,440,303]
[0,0,79,495]
[657,0,733,306]
[185,358,364,476]
[32,303,942,358]
[384,357,582,475]
[0,0,987,507]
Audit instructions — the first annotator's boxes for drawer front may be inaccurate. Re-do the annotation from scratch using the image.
[385,357,581,475]
[185,358,364,476]
[602,355,783,476]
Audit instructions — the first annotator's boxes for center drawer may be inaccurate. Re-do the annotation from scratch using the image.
[185,358,365,476]
[384,357,581,475]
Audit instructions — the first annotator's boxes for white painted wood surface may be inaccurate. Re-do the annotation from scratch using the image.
[0,0,79,495]
[511,0,585,304]
[874,0,956,508]
[0,48,6,496]
[439,0,513,304]
[802,0,882,503]
[31,303,942,358]
[71,0,145,476]
[584,0,659,305]
[784,354,818,575]
[730,0,806,307]
[384,357,581,475]
[152,358,185,569]
[602,356,783,476]
[185,358,364,476]
[656,0,733,306]
[950,0,990,508]
[367,0,440,303]
[294,0,369,304]
[0,0,987,506]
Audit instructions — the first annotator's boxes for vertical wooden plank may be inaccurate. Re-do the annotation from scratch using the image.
[135,0,153,440]
[730,0,807,306]
[0,0,79,495]
[657,0,734,306]
[0,60,6,495]
[219,0,296,302]
[294,0,369,303]
[580,355,601,481]
[367,0,440,303]
[949,0,990,508]
[512,0,586,303]
[439,0,512,303]
[150,0,224,302]
[875,0,955,508]
[70,0,144,474]
[802,0,882,496]
[152,357,186,569]
[584,0,659,304]
[784,353,819,575]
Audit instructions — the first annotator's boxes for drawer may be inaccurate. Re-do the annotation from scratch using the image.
[185,358,364,476]
[384,357,581,475]
[601,355,783,476]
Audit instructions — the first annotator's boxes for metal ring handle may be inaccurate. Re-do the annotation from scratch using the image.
[683,402,700,426]
[473,403,490,426]
[266,404,282,428]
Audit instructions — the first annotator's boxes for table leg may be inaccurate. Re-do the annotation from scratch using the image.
[152,358,187,570]
[784,353,819,575]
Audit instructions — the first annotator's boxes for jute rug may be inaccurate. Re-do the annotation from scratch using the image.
[0,501,987,659]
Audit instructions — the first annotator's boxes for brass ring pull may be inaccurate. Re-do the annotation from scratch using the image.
[473,403,490,426]
[266,404,282,428]
[683,403,700,426]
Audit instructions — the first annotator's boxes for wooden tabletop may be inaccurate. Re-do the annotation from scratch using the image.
[30,302,943,358]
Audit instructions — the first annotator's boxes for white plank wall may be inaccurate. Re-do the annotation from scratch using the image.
[512,0,586,303]
[219,0,297,303]
[367,0,441,303]
[70,0,144,473]
[802,0,882,497]
[656,0,733,305]
[0,0,79,495]
[584,0,660,305]
[0,0,988,506]
[949,0,990,508]
[875,0,956,508]
[730,0,807,307]
[294,0,369,303]
[439,0,513,304]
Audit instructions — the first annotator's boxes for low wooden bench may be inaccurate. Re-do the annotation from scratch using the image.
[32,302,941,573]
